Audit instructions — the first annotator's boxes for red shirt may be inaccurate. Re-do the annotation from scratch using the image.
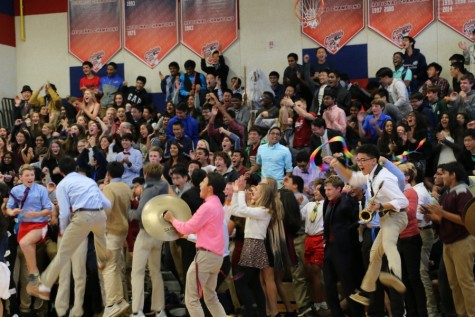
[293,113,316,148]
[79,76,100,92]
[400,188,420,239]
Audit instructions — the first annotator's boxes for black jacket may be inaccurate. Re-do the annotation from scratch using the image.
[323,194,359,252]
[121,86,152,109]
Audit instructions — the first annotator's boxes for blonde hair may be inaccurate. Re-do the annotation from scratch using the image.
[19,164,35,175]
[254,183,274,210]
[83,89,98,104]
[42,123,54,131]
[324,175,344,189]
[259,178,289,270]
[262,177,278,192]
[143,162,163,179]
[197,139,210,152]
[278,106,293,130]
[398,162,417,183]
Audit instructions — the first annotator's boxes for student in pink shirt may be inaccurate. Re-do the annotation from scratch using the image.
[164,172,227,317]
[321,90,347,136]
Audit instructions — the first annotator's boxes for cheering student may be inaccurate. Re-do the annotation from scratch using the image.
[164,172,227,317]
[6,165,53,291]
[330,144,409,306]
[7,164,53,285]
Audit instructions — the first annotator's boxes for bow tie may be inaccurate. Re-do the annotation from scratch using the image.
[123,151,130,155]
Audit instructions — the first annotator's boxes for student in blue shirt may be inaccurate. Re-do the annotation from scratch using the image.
[359,100,392,144]
[115,133,143,187]
[246,127,293,187]
[6,164,53,289]
[27,156,111,302]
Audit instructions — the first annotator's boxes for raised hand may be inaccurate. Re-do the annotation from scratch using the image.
[458,41,468,51]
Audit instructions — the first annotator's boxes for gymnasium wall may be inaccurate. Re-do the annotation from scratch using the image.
[0,0,16,101]
[2,0,468,103]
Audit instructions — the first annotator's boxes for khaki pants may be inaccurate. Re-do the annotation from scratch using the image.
[290,234,311,310]
[131,229,165,313]
[55,237,88,317]
[102,232,127,306]
[419,228,438,317]
[16,240,55,313]
[100,106,107,119]
[185,250,226,317]
[443,235,475,317]
[41,211,107,289]
[361,212,408,292]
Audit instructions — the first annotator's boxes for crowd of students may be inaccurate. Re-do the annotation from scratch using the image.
[0,32,475,317]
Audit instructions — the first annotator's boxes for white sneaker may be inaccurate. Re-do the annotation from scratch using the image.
[103,299,130,317]
[318,301,328,310]
[130,311,146,317]
[156,310,167,317]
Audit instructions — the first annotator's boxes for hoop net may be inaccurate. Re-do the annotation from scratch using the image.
[294,0,325,29]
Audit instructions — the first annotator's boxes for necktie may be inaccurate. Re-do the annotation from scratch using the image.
[320,137,329,158]
[20,186,31,209]
[310,201,319,223]
[168,76,175,101]
[123,151,130,155]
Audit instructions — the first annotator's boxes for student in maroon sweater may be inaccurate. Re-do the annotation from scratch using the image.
[424,162,475,317]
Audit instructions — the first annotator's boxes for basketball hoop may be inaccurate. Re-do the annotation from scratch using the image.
[295,0,325,29]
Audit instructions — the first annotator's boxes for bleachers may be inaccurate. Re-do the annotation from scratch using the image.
[0,98,15,130]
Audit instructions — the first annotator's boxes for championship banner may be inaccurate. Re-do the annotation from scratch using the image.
[368,0,435,47]
[181,0,238,61]
[124,0,179,68]
[300,1,364,54]
[438,0,475,40]
[68,0,121,72]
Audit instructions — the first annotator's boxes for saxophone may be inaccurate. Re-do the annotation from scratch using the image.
[360,180,385,223]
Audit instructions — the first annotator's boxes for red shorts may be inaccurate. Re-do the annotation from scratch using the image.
[17,222,48,244]
[304,234,324,267]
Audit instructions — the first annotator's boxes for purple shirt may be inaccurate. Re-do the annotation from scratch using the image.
[292,165,323,197]
[172,195,225,255]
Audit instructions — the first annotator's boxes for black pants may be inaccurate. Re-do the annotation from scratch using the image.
[177,238,196,287]
[323,241,364,317]
[398,234,428,317]
[362,227,404,317]
[234,265,266,317]
[438,254,456,317]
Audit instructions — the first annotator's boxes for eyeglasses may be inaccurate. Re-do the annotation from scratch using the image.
[269,132,281,136]
[355,157,375,163]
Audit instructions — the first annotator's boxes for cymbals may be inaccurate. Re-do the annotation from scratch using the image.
[142,194,192,241]
[463,197,475,236]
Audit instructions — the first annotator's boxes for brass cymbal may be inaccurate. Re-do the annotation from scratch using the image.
[142,194,192,241]
[463,197,475,236]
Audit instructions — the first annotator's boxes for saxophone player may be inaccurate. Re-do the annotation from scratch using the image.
[329,144,409,306]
